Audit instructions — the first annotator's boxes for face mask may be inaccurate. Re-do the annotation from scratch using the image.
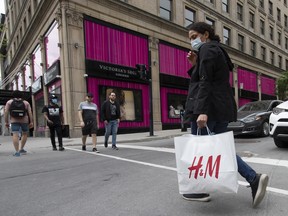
[191,36,205,51]
[51,99,58,104]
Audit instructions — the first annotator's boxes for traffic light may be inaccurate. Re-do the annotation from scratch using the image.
[136,64,147,80]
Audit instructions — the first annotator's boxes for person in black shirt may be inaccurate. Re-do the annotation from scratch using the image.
[42,95,65,151]
[101,92,120,150]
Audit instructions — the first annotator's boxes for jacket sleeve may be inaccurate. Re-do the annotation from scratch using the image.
[194,45,217,115]
[101,101,106,121]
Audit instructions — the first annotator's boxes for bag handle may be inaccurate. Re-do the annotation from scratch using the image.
[196,126,212,136]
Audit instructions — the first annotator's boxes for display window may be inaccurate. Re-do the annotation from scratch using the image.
[160,87,188,124]
[34,92,45,136]
[32,45,42,81]
[99,86,143,121]
[167,93,186,119]
[44,21,60,69]
[87,78,149,128]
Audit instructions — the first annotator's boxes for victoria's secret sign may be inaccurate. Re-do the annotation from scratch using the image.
[86,60,145,81]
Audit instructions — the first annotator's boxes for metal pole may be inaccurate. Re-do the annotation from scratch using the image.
[149,78,154,136]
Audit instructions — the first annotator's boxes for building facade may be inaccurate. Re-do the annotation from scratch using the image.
[0,0,287,137]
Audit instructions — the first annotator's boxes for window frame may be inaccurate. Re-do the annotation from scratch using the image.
[261,46,266,61]
[184,6,196,28]
[223,27,231,46]
[269,1,273,16]
[238,34,244,52]
[237,4,243,21]
[250,40,256,57]
[270,51,274,65]
[260,19,265,35]
[160,0,172,21]
[249,11,255,29]
[222,0,229,13]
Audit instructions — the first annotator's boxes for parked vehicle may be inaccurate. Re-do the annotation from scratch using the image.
[228,100,283,137]
[269,100,288,148]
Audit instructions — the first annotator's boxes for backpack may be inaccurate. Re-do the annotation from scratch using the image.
[10,99,27,118]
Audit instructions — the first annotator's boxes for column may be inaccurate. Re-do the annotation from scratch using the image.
[149,36,162,131]
[56,4,85,137]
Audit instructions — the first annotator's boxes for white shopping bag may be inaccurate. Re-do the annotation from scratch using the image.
[174,131,238,194]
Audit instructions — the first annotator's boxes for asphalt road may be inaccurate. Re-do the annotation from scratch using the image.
[0,135,288,216]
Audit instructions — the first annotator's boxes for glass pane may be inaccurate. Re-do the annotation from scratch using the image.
[160,0,171,10]
[160,9,171,20]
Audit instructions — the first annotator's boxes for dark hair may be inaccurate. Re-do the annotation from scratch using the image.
[12,90,23,99]
[188,22,220,42]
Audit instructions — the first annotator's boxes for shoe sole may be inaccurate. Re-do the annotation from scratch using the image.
[182,195,211,202]
[253,174,269,208]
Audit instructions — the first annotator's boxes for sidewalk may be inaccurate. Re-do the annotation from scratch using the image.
[0,128,190,151]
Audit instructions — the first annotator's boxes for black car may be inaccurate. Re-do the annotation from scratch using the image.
[228,100,283,137]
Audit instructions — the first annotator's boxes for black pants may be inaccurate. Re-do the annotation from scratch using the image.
[49,125,63,148]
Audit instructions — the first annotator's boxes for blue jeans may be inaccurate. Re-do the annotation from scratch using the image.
[191,121,256,183]
[104,120,119,146]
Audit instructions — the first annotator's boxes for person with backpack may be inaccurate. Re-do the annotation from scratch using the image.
[42,95,65,151]
[4,90,33,157]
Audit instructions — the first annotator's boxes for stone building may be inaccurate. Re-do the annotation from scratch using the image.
[0,0,287,137]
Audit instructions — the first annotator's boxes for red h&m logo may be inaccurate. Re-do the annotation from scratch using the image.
[188,155,221,179]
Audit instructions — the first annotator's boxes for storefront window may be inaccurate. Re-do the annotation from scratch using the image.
[24,63,32,90]
[167,93,186,118]
[99,86,143,121]
[32,45,42,81]
[45,21,60,69]
[34,92,45,136]
[17,71,23,90]
[48,81,62,106]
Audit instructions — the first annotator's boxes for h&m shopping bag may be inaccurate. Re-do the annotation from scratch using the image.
[174,131,238,194]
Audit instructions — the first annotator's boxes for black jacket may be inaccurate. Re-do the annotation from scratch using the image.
[185,41,237,122]
[101,100,121,121]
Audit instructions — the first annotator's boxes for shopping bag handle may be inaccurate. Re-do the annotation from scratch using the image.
[196,126,212,136]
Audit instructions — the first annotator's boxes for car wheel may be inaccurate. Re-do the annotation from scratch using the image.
[260,121,270,137]
[273,135,288,148]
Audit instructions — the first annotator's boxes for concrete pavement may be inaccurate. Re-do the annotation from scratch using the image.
[0,128,190,153]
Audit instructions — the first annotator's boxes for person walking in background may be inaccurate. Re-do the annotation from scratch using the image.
[101,92,120,150]
[78,92,100,153]
[4,90,33,156]
[183,22,268,208]
[42,95,65,151]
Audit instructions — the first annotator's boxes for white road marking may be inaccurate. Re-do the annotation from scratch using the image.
[118,144,288,168]
[65,146,288,196]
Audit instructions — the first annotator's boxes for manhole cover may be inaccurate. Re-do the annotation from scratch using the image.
[237,151,256,157]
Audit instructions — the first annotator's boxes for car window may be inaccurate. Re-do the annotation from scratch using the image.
[238,101,271,112]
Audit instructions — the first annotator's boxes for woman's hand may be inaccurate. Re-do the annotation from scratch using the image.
[187,51,197,65]
[196,114,208,128]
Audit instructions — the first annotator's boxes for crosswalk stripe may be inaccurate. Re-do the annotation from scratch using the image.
[65,146,288,197]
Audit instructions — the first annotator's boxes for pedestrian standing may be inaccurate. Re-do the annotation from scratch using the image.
[78,92,100,153]
[183,22,268,208]
[42,95,65,151]
[4,90,33,156]
[101,92,120,150]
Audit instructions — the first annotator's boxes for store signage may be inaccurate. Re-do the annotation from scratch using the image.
[44,60,61,85]
[31,76,42,94]
[86,60,142,80]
